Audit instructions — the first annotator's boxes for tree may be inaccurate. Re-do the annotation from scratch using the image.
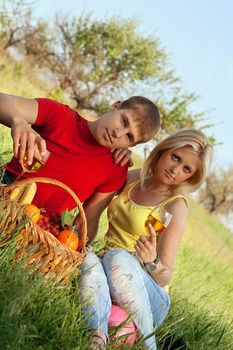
[20,21,52,65]
[30,15,175,110]
[199,166,233,214]
[0,6,216,139]
[27,14,214,139]
[0,0,48,55]
[154,89,216,141]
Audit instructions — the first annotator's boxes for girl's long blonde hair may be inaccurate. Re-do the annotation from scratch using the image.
[141,129,213,193]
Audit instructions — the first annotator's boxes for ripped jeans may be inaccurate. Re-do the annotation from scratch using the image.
[79,249,170,350]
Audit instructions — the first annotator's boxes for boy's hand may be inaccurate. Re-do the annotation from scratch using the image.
[11,118,47,165]
[111,148,133,167]
[134,223,157,263]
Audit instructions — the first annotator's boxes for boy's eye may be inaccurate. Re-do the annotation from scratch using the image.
[123,119,127,127]
[127,133,134,142]
[122,116,128,127]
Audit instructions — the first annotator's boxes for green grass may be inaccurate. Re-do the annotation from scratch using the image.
[1,50,233,349]
[0,243,92,350]
[0,215,232,350]
[169,202,233,321]
[157,299,233,350]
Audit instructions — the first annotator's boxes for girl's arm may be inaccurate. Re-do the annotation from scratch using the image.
[135,198,188,287]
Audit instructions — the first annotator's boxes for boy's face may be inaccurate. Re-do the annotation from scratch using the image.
[89,103,141,149]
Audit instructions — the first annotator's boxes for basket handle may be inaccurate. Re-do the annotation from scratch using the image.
[4,177,87,252]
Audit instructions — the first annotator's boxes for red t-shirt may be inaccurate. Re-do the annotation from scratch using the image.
[7,98,128,213]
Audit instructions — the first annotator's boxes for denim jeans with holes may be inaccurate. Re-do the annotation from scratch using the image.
[79,249,170,350]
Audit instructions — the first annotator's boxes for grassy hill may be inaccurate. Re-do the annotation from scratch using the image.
[0,51,233,349]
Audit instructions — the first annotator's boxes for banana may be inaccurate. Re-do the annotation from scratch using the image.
[9,183,37,205]
[9,186,24,202]
[19,183,37,205]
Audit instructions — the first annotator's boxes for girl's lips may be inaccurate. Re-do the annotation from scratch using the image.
[164,169,175,180]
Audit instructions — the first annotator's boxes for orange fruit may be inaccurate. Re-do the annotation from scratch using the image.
[57,230,79,251]
[24,204,40,223]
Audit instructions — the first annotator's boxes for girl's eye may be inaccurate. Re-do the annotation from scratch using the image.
[172,154,179,161]
[183,166,191,173]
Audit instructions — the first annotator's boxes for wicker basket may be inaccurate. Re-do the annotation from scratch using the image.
[0,177,87,284]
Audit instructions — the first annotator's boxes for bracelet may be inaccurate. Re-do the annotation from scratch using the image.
[143,254,160,272]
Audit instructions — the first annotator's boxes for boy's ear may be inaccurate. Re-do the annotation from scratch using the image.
[110,100,122,110]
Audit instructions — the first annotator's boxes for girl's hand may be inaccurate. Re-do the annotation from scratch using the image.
[134,223,158,263]
[111,148,133,167]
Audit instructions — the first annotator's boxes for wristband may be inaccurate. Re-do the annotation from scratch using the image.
[143,254,160,272]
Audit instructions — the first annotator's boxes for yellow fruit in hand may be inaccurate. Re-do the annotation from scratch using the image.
[24,204,40,223]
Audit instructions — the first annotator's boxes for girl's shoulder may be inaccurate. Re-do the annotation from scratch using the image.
[166,194,188,207]
[165,194,189,217]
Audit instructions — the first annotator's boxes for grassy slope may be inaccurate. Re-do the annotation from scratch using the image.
[1,51,233,349]
[173,202,233,313]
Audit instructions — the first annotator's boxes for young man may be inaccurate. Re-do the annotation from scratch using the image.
[0,93,160,242]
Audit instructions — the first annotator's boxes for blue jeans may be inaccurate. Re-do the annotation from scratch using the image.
[79,249,170,350]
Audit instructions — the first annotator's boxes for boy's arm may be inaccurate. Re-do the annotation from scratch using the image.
[75,191,116,244]
[111,148,133,167]
[0,92,46,164]
[0,92,38,125]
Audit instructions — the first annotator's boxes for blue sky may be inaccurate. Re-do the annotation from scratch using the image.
[35,0,233,169]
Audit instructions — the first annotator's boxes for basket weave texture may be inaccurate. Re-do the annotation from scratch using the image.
[0,177,87,284]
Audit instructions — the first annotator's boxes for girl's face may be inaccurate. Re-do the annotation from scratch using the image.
[155,146,200,186]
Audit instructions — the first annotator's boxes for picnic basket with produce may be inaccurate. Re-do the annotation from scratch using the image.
[0,177,87,284]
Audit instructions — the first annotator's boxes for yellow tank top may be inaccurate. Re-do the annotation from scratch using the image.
[105,179,188,252]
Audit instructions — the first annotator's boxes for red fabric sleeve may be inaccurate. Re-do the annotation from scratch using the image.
[95,163,128,193]
[34,98,71,127]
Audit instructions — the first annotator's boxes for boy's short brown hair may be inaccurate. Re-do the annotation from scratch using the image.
[121,96,160,143]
